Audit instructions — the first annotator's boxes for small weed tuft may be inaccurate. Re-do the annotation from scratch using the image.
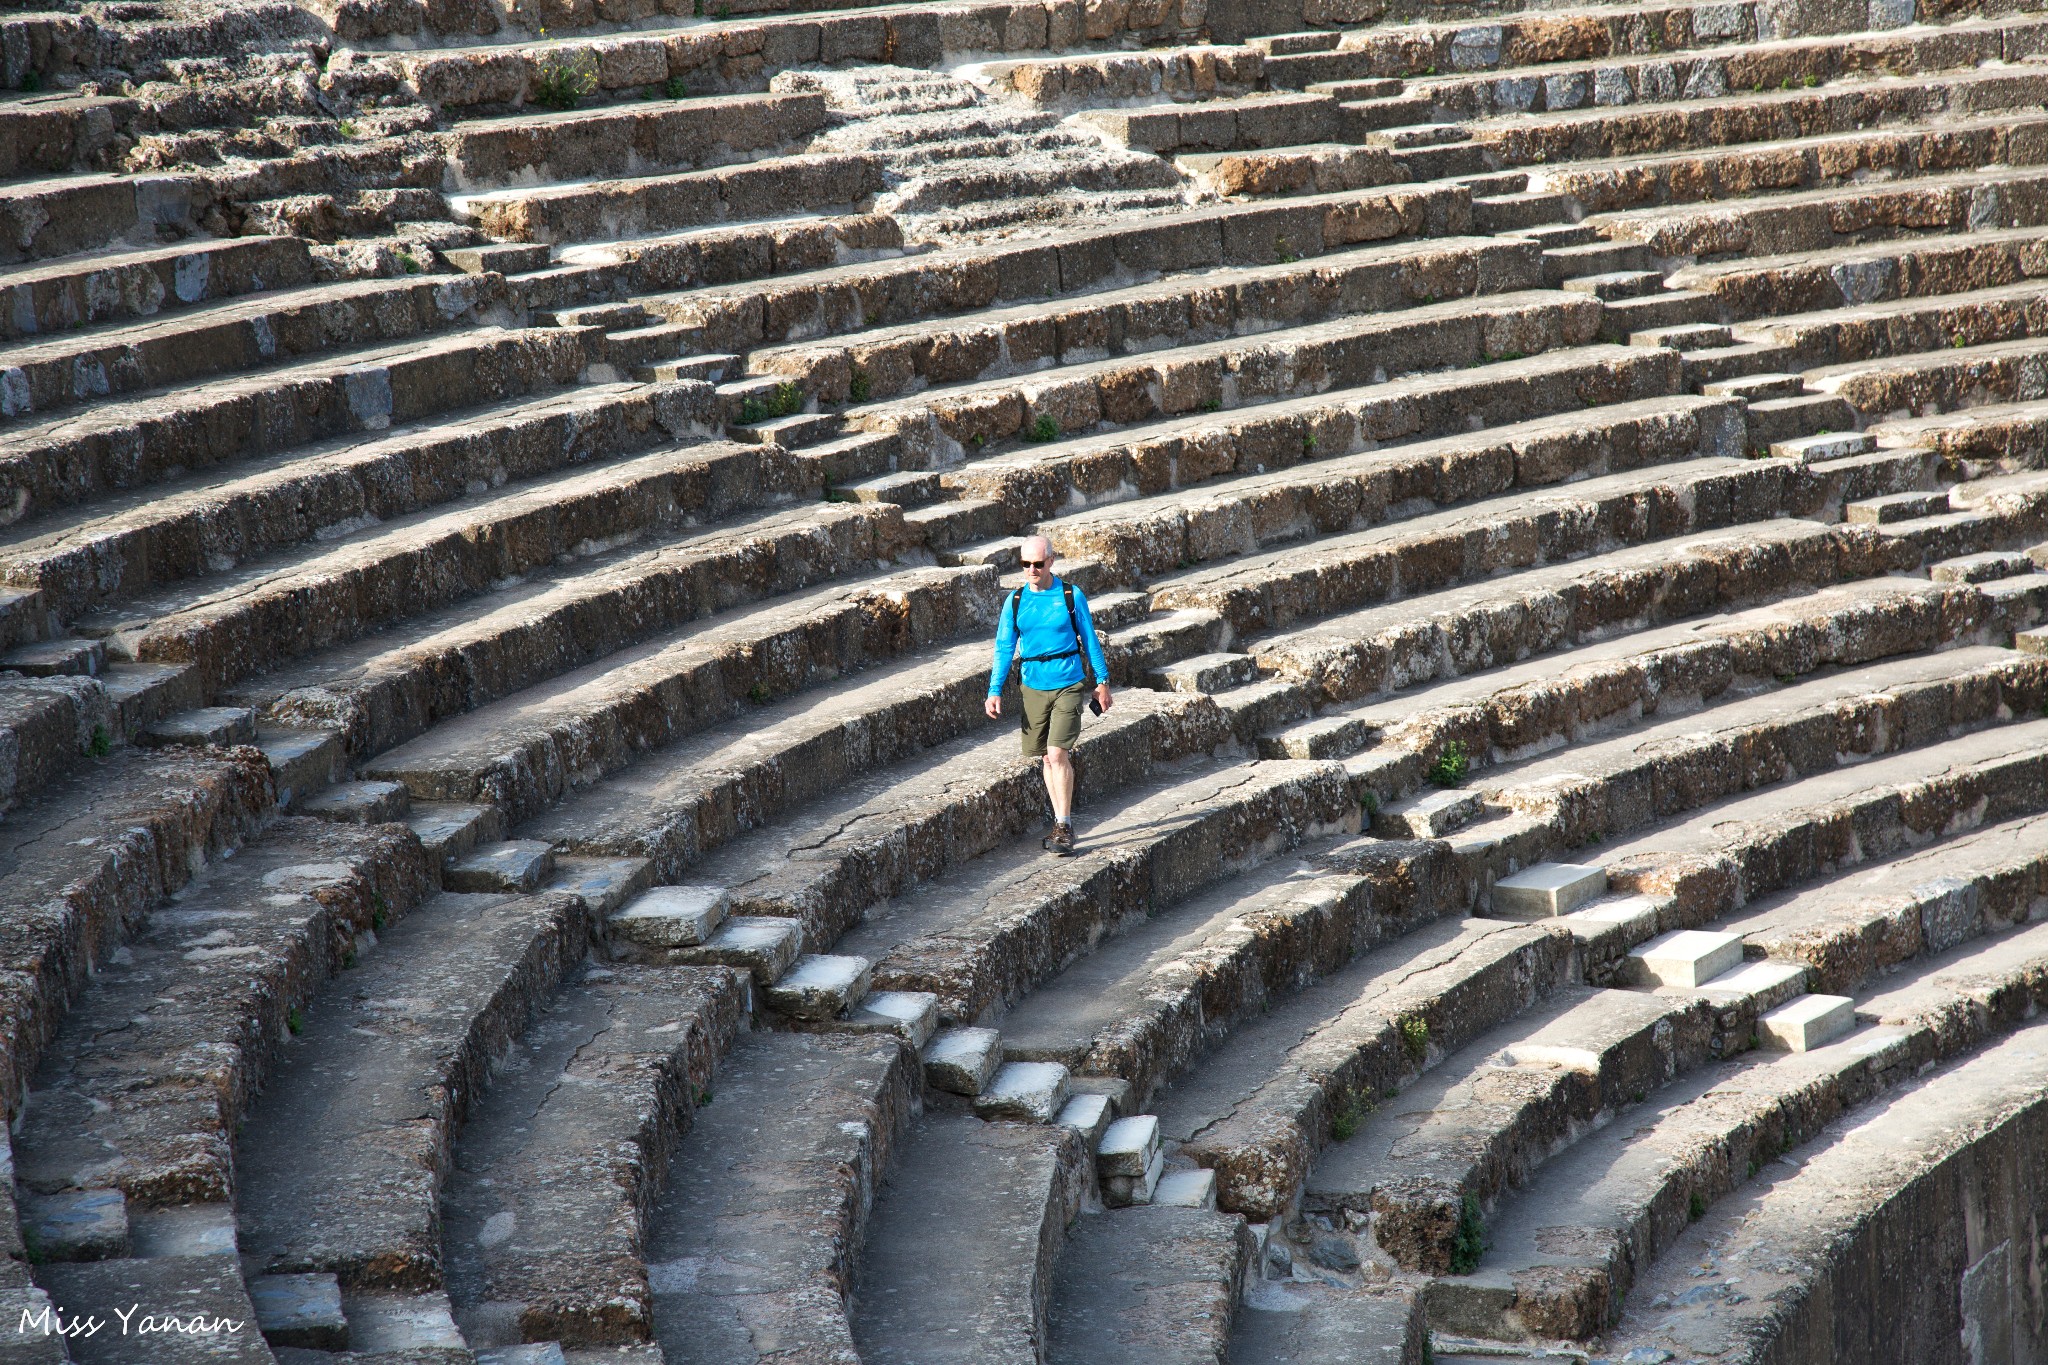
[1426,738,1469,788]
[747,681,770,704]
[338,118,358,138]
[1360,789,1379,818]
[665,75,691,99]
[342,946,358,969]
[1448,1192,1486,1273]
[20,70,42,93]
[1330,1091,1372,1141]
[1399,1014,1430,1064]
[533,46,599,110]
[1302,432,1319,454]
[287,1006,304,1035]
[767,381,804,419]
[1689,1190,1708,1221]
[86,724,111,759]
[1275,234,1298,264]
[739,396,769,424]
[1200,397,1221,412]
[849,365,872,403]
[1027,414,1060,443]
[970,433,986,449]
[1804,73,1819,87]
[396,249,421,275]
[697,1086,713,1105]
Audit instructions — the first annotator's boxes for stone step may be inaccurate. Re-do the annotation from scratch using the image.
[1276,572,1990,817]
[0,169,199,267]
[94,436,823,698]
[1164,916,1579,1218]
[0,272,505,423]
[1072,91,1345,155]
[1871,394,2048,477]
[0,743,273,1117]
[1450,922,2048,1343]
[0,378,711,623]
[0,673,113,811]
[850,287,1603,469]
[439,962,747,1348]
[233,887,589,1288]
[1670,222,2048,322]
[1305,984,1712,1271]
[1178,142,1400,199]
[1540,242,1654,290]
[1491,73,2048,189]
[1744,278,2048,374]
[0,325,593,531]
[1601,714,2048,929]
[1594,163,2048,262]
[1746,391,1855,449]
[995,833,1446,1105]
[440,90,832,192]
[550,210,903,299]
[1045,1206,1253,1365]
[1728,808,2048,995]
[1845,489,1949,524]
[851,1113,1090,1364]
[839,753,1359,1026]
[1472,190,1577,233]
[755,236,1544,406]
[11,820,429,1221]
[1143,450,1796,639]
[454,151,887,247]
[1597,288,1718,339]
[945,342,1682,533]
[1560,268,1666,301]
[1413,13,2048,124]
[1808,331,2048,420]
[1702,370,1803,400]
[1635,322,1732,349]
[34,1255,272,1363]
[1478,645,2038,844]
[711,231,1534,381]
[0,233,314,344]
[642,1028,917,1364]
[1232,1291,1428,1365]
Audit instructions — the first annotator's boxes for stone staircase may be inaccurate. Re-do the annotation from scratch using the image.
[9,0,2048,1358]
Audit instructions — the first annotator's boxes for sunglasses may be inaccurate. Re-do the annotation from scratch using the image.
[1021,558,1051,569]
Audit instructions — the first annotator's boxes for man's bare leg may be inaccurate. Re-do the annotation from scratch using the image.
[1043,746,1076,825]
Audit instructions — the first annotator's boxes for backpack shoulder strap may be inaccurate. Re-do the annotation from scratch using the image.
[1061,581,1097,686]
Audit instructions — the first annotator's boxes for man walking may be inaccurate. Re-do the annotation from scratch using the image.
[984,535,1113,856]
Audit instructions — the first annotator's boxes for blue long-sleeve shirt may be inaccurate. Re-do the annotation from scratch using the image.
[988,579,1111,695]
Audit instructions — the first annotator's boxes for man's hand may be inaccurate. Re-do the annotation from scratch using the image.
[1094,683,1113,713]
[984,695,1003,719]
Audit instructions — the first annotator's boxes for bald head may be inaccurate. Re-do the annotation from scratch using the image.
[1022,535,1052,564]
[1021,535,1054,585]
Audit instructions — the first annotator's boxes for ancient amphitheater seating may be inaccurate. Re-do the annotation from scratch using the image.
[9,0,2048,1358]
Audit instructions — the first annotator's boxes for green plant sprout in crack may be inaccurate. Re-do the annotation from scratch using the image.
[533,44,599,111]
[664,75,690,99]
[739,396,768,424]
[1275,235,1298,264]
[1400,1013,1429,1063]
[1427,738,1469,788]
[1331,1091,1373,1141]
[848,365,872,403]
[1689,1189,1708,1221]
[287,1006,304,1036]
[1448,1191,1486,1273]
[86,724,111,759]
[1303,432,1319,454]
[770,380,803,418]
[1027,414,1060,443]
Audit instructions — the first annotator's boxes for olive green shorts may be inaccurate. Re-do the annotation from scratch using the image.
[1020,683,1087,758]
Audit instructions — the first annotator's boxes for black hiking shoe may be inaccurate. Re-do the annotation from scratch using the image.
[1044,822,1076,856]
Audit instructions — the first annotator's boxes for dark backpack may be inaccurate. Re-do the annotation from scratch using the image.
[1007,581,1098,687]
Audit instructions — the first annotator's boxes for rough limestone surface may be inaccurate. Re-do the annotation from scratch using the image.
[7,0,2048,1361]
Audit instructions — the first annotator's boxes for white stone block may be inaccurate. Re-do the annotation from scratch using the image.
[1379,788,1483,839]
[763,954,872,1021]
[1631,929,1744,988]
[1056,1093,1114,1146]
[1104,1148,1165,1208]
[611,885,729,948]
[974,1061,1071,1123]
[1758,994,1856,1052]
[845,990,939,1048]
[924,1027,1003,1095]
[1097,1115,1161,1177]
[1154,1168,1218,1209]
[1493,862,1607,918]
